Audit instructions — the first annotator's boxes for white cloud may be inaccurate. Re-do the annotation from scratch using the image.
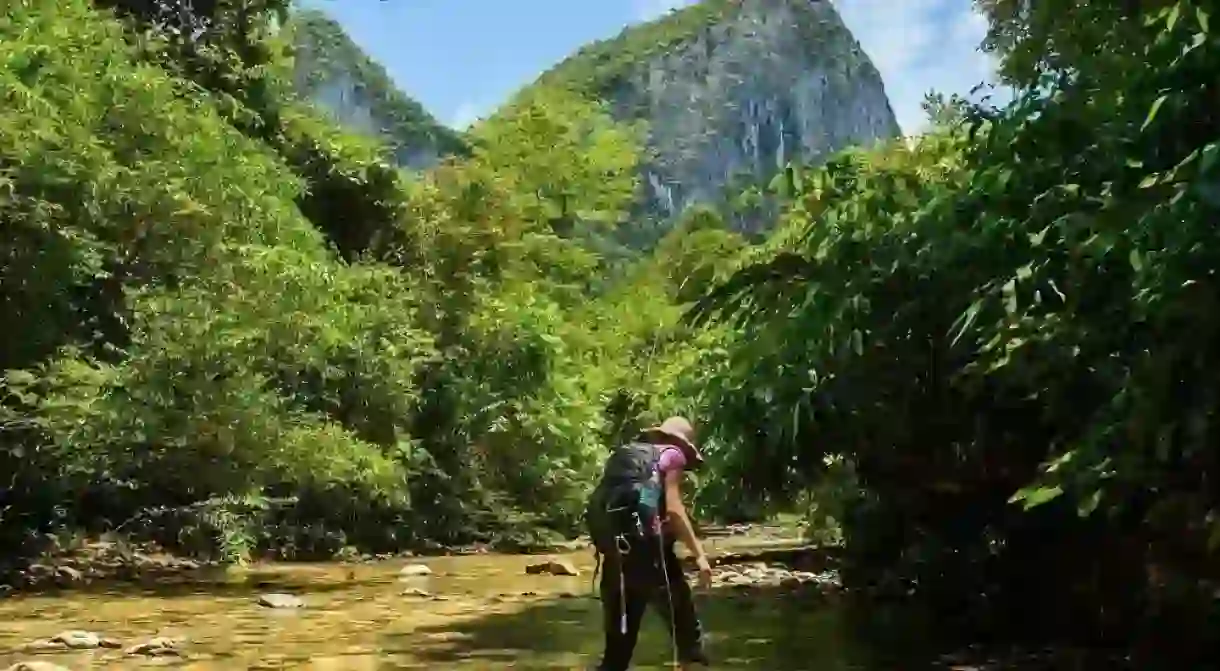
[831,0,1004,135]
[448,101,487,130]
[632,0,695,22]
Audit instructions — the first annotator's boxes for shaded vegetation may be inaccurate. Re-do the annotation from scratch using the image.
[685,0,1220,662]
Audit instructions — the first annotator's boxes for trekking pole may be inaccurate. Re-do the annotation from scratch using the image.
[658,531,680,668]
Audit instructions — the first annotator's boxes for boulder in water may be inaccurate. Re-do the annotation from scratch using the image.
[524,559,579,576]
[399,563,432,577]
[257,593,304,608]
[50,630,101,649]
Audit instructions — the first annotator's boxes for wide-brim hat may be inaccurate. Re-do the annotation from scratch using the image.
[640,416,704,468]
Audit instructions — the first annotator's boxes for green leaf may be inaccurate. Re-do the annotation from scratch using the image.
[4,369,39,387]
[951,299,983,346]
[1129,249,1143,271]
[1045,450,1075,473]
[1208,515,1220,553]
[1077,489,1102,517]
[1141,95,1168,132]
[1002,278,1018,313]
[1009,485,1064,510]
[1166,2,1181,31]
[1199,142,1218,174]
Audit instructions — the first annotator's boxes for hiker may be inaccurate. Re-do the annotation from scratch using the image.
[585,416,713,670]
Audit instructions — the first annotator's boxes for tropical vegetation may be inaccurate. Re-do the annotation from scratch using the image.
[1,0,1217,660]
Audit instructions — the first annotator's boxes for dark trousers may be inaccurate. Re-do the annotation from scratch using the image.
[597,538,707,670]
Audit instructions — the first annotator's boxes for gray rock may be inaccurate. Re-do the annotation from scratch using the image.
[54,566,83,583]
[524,559,580,576]
[535,0,900,244]
[125,637,183,657]
[50,630,100,649]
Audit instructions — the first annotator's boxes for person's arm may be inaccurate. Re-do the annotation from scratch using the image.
[663,468,707,563]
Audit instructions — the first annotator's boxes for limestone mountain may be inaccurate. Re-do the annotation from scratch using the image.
[523,0,901,245]
[287,9,467,169]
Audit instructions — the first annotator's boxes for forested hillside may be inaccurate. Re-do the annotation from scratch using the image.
[2,0,1219,662]
[289,9,468,169]
[503,0,899,253]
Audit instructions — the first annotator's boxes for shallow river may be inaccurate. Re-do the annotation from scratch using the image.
[0,536,906,670]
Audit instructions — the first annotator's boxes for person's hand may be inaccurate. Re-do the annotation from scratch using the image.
[695,555,713,589]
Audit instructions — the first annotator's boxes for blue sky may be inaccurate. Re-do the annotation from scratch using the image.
[301,0,1002,136]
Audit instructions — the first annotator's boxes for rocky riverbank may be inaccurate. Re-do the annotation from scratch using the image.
[0,521,818,598]
[0,535,595,598]
[1,546,844,670]
[0,540,221,596]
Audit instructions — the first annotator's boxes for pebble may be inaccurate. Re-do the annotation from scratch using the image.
[6,662,73,671]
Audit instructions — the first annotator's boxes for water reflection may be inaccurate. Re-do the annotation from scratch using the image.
[0,549,896,669]
[401,584,875,669]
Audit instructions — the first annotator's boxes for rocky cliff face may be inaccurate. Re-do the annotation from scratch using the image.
[532,0,900,240]
[288,9,467,170]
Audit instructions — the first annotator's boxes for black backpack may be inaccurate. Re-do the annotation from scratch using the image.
[584,441,668,555]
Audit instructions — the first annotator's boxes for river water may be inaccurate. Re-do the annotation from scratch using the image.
[0,534,903,670]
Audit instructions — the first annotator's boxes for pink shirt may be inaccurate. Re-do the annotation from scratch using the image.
[657,446,687,475]
[652,447,686,534]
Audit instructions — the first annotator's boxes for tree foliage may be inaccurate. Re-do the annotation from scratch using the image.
[7,0,1220,657]
[688,0,1220,656]
[0,0,434,559]
[0,0,701,564]
[472,87,645,237]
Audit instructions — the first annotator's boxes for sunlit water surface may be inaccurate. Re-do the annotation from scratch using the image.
[1,534,900,669]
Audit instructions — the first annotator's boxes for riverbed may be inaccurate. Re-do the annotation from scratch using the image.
[0,529,902,670]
